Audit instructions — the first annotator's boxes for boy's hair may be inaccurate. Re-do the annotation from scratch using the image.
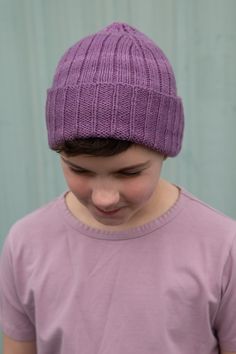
[55,137,133,157]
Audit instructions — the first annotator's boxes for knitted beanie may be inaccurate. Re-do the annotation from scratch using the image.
[46,22,184,157]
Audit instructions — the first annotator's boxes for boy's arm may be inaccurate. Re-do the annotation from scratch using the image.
[3,334,37,354]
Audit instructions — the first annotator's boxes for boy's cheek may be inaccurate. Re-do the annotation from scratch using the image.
[64,176,90,198]
[121,179,157,204]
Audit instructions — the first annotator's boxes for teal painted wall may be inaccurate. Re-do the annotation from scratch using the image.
[0,0,236,350]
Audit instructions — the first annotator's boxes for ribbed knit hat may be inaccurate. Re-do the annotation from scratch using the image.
[46,22,184,157]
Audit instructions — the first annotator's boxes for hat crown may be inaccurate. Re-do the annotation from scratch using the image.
[52,22,177,96]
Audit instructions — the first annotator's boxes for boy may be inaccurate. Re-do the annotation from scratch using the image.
[0,22,236,354]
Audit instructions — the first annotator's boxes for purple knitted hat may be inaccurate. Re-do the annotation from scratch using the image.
[46,22,184,157]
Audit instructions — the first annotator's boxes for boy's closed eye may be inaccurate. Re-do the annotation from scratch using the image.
[60,155,151,177]
[68,167,143,177]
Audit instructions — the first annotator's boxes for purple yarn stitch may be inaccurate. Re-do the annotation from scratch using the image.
[46,22,184,157]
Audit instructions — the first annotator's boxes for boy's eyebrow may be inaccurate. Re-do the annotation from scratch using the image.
[60,156,151,172]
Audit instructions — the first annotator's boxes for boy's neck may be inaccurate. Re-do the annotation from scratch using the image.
[65,179,180,232]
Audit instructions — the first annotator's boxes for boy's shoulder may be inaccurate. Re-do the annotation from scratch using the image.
[6,191,66,245]
[4,187,236,248]
[8,187,236,234]
[181,187,236,234]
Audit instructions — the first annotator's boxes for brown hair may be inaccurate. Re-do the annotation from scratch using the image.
[54,138,133,157]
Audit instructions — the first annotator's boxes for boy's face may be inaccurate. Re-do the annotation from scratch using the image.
[60,144,164,228]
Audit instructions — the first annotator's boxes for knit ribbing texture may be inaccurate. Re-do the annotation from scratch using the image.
[46,22,184,157]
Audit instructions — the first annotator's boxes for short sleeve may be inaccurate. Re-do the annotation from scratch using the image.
[214,234,236,352]
[0,233,36,341]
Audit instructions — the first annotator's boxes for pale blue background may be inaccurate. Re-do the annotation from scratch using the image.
[0,0,236,349]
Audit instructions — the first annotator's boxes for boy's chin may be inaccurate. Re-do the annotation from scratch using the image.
[88,208,136,230]
[91,212,128,227]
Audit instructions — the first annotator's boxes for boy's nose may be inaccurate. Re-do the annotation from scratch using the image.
[91,188,120,211]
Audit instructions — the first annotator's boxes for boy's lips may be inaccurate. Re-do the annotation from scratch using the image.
[95,206,122,215]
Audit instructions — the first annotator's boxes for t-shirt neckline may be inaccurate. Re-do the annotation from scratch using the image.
[57,186,187,240]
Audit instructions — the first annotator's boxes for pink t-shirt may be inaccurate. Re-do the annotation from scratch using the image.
[0,187,236,353]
